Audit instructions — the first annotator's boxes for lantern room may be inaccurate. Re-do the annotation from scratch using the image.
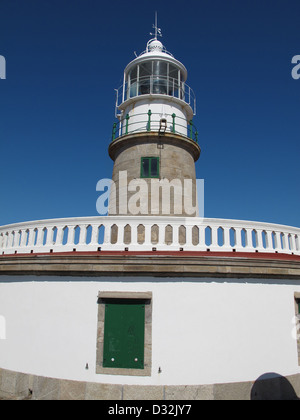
[113,37,197,139]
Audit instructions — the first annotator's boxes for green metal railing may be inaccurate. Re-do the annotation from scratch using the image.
[111,111,198,143]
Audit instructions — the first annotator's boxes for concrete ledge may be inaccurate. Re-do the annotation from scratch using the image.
[0,252,300,279]
[1,368,300,400]
[108,132,201,162]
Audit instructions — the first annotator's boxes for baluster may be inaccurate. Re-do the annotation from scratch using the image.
[281,232,289,252]
[198,224,206,249]
[255,229,264,251]
[13,231,19,249]
[103,223,112,245]
[185,224,193,247]
[27,228,35,248]
[158,224,165,246]
[55,226,64,247]
[20,229,28,248]
[117,224,124,245]
[144,224,152,246]
[90,225,98,245]
[7,231,14,249]
[172,224,179,247]
[245,228,253,251]
[223,226,231,250]
[273,231,282,252]
[46,227,54,246]
[235,228,243,251]
[67,225,76,246]
[78,225,87,245]
[36,228,45,248]
[265,230,273,252]
[211,226,218,250]
[289,234,297,253]
[131,223,138,246]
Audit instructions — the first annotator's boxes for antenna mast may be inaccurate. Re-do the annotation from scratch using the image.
[150,11,162,40]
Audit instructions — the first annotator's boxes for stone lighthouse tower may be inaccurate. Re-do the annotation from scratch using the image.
[108,22,201,218]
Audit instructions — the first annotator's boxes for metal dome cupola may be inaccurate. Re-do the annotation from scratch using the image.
[113,18,197,140]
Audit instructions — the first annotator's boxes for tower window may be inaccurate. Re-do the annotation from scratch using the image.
[141,157,160,178]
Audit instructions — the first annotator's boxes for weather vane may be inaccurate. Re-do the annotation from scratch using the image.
[150,12,162,40]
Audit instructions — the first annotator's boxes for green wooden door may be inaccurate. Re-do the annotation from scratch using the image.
[103,301,145,369]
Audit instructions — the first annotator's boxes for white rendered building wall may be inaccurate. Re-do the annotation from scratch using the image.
[0,276,300,386]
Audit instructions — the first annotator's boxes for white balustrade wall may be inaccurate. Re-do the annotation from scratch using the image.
[0,216,299,256]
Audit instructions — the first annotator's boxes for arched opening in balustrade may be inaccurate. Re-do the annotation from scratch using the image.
[4,233,9,248]
[230,228,236,248]
[252,230,257,249]
[165,225,173,245]
[205,226,212,246]
[137,224,145,245]
[24,229,29,247]
[0,233,3,249]
[98,225,105,244]
[280,232,285,250]
[288,234,292,251]
[179,225,186,245]
[33,228,38,246]
[12,231,19,248]
[241,229,247,248]
[218,227,224,247]
[124,224,131,245]
[262,230,267,249]
[42,228,48,245]
[295,235,299,251]
[52,227,58,244]
[111,224,118,245]
[192,225,199,246]
[62,226,69,245]
[272,231,276,250]
[151,224,159,245]
[74,226,81,245]
[86,225,92,245]
[1,234,6,248]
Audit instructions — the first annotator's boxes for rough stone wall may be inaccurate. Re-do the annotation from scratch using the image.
[1,368,300,400]
[108,134,200,219]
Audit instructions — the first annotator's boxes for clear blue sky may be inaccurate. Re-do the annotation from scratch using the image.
[0,0,299,227]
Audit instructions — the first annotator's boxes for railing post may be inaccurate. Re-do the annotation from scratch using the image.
[172,113,176,133]
[112,122,117,141]
[147,110,152,132]
[189,120,193,139]
[195,130,198,143]
[125,114,130,135]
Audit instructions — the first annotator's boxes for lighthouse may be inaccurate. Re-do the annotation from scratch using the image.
[108,23,200,219]
[0,19,300,401]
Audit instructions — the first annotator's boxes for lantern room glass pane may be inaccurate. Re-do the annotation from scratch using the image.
[126,60,185,100]
[152,61,168,94]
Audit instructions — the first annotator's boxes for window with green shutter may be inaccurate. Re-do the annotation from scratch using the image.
[103,300,145,370]
[141,157,159,178]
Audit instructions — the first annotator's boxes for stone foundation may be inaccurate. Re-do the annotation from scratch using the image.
[1,368,299,400]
